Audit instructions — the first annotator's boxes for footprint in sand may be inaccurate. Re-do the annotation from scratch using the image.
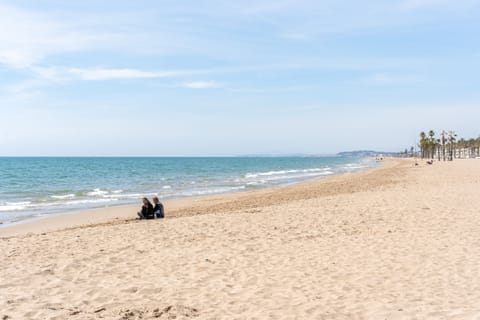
[119,305,199,319]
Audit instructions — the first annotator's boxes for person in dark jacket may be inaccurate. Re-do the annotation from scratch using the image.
[152,196,165,219]
[137,197,154,219]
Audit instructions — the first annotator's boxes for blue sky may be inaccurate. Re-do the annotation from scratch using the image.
[1,0,479,156]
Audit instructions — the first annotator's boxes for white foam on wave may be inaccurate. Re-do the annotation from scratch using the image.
[162,185,172,189]
[65,198,118,206]
[0,196,122,213]
[246,170,292,178]
[51,194,76,200]
[103,193,142,199]
[303,167,332,172]
[28,202,63,208]
[0,201,32,212]
[246,180,267,186]
[245,167,332,179]
[87,188,109,196]
[343,164,366,170]
[180,184,248,197]
[250,171,335,182]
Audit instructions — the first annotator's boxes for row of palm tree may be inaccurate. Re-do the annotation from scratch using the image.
[455,137,480,159]
[415,130,480,160]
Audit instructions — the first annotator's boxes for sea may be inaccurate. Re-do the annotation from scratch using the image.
[0,156,376,225]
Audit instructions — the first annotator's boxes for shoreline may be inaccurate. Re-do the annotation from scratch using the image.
[0,158,387,237]
[0,156,376,229]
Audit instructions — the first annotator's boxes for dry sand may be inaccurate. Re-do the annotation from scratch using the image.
[2,158,480,319]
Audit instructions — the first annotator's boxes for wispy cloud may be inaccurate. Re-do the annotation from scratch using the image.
[29,66,208,82]
[0,4,108,68]
[0,4,172,70]
[359,73,425,85]
[0,1,478,100]
[2,0,474,72]
[0,57,430,97]
[1,66,225,97]
[27,58,424,83]
[179,81,221,89]
[1,1,475,74]
[68,68,191,81]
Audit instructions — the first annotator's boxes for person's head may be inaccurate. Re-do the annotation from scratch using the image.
[142,197,150,206]
[152,196,159,204]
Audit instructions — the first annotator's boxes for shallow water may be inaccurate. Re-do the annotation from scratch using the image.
[0,156,376,224]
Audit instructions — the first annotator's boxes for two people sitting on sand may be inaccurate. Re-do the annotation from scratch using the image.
[137,196,164,219]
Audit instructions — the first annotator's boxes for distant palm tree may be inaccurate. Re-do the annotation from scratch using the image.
[477,136,480,157]
[436,139,441,161]
[419,132,427,159]
[448,130,457,160]
[468,138,476,158]
[441,130,447,161]
[428,130,435,159]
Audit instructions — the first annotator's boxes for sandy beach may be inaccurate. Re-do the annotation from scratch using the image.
[2,158,480,319]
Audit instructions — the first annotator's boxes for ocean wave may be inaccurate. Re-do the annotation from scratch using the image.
[87,188,109,196]
[343,164,367,170]
[65,198,118,206]
[29,203,61,209]
[249,171,335,182]
[246,180,266,185]
[0,201,32,211]
[103,193,142,199]
[179,185,247,197]
[51,193,76,200]
[245,167,332,179]
[0,196,123,215]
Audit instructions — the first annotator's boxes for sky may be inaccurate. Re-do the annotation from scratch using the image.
[0,0,480,156]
